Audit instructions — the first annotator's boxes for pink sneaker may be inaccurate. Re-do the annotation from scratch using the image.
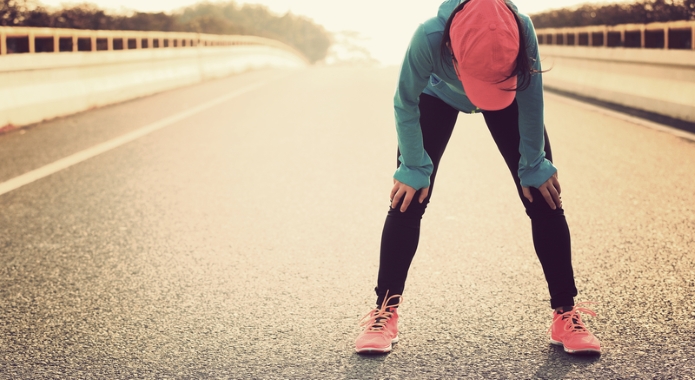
[355,293,402,354]
[549,302,602,354]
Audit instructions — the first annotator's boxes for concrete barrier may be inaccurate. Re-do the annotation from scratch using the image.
[536,21,695,125]
[0,28,307,128]
[539,45,695,124]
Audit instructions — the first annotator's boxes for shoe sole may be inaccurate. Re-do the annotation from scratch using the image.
[550,339,601,355]
[355,335,399,354]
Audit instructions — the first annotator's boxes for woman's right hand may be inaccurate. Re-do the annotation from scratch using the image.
[522,172,562,210]
[390,180,430,213]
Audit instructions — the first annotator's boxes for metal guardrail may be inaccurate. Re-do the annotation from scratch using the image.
[536,20,695,50]
[0,26,306,61]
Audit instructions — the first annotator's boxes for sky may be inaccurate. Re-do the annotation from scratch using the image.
[37,0,630,65]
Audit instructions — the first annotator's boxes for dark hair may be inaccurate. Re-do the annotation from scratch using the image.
[440,0,539,92]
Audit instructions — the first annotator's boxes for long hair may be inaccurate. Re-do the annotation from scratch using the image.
[440,0,539,92]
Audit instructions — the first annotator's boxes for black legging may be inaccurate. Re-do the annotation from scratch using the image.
[375,93,578,309]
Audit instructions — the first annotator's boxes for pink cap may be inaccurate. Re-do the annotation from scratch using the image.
[450,0,519,111]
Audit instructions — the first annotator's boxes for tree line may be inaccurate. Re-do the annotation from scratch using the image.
[0,0,331,63]
[531,0,695,28]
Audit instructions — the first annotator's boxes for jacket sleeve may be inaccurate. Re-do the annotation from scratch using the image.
[515,16,557,188]
[392,24,435,191]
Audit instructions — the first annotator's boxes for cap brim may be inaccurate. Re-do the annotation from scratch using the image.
[459,72,517,111]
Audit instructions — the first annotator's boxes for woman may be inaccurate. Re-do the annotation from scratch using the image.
[355,0,601,355]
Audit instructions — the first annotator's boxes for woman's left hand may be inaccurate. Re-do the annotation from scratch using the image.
[390,179,429,213]
[522,172,562,210]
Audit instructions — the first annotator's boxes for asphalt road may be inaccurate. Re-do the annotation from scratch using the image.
[0,67,693,379]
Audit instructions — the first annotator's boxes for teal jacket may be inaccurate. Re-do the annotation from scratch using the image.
[393,0,556,190]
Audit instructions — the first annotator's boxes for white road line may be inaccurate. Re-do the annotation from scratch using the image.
[0,78,272,197]
[546,91,695,143]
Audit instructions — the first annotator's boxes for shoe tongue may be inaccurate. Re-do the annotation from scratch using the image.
[371,317,385,329]
[561,314,585,331]
[370,308,394,329]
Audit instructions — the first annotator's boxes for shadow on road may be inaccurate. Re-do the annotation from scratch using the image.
[343,352,390,379]
[533,345,601,379]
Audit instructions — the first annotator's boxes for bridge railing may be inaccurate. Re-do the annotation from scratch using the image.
[0,26,306,61]
[0,26,308,129]
[536,20,695,126]
[536,20,695,50]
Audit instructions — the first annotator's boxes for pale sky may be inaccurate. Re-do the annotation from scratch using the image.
[38,0,629,64]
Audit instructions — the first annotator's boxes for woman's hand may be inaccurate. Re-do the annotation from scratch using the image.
[522,172,562,210]
[390,180,429,213]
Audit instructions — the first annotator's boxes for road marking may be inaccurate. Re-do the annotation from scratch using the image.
[0,78,272,197]
[546,92,695,143]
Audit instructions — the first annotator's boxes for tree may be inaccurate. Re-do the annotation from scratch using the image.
[114,12,180,32]
[0,0,38,26]
[531,0,694,28]
[175,2,330,63]
[49,3,113,29]
[0,0,332,63]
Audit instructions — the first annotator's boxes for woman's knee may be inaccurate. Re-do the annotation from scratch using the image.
[521,187,565,219]
[525,199,565,220]
[387,198,429,220]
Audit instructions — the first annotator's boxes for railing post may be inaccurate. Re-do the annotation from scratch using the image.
[588,29,593,47]
[603,26,608,47]
[0,29,6,55]
[72,35,78,52]
[692,25,695,50]
[53,34,59,52]
[136,37,141,49]
[90,36,96,51]
[29,30,35,53]
[640,25,645,48]
[620,28,625,47]
[663,27,669,49]
[107,36,113,51]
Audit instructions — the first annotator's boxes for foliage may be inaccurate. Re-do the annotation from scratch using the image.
[326,31,379,66]
[0,0,331,63]
[531,0,695,28]
[177,2,330,62]
[1,0,38,26]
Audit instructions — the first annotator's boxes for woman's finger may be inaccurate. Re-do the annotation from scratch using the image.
[418,187,430,203]
[390,183,399,203]
[400,188,415,212]
[549,182,562,209]
[548,184,561,209]
[540,186,557,210]
[522,186,533,203]
[552,174,562,195]
[391,188,403,209]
